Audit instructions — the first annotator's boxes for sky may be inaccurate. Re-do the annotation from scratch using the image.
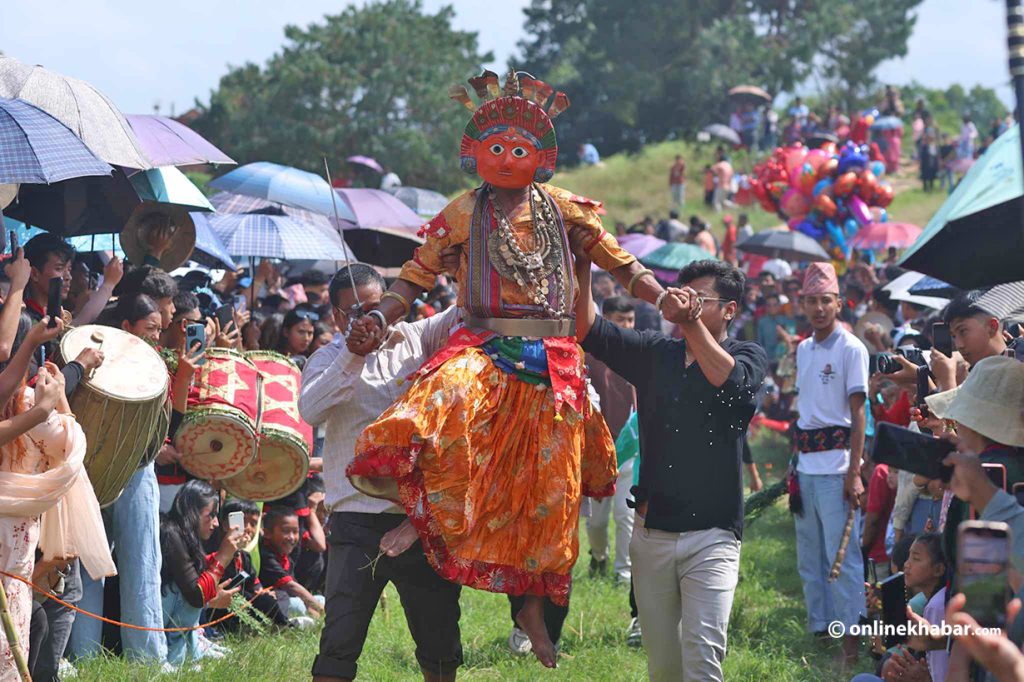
[0,0,1012,116]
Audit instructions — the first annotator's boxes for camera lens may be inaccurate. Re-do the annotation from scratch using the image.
[876,354,898,374]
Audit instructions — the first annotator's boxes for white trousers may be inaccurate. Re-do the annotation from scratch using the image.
[585,457,635,578]
[630,522,741,682]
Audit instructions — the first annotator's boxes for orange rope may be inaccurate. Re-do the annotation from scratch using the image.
[0,569,274,633]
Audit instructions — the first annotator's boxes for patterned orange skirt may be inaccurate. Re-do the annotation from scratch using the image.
[348,346,616,605]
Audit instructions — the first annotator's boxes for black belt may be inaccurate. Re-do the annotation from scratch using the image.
[795,426,851,453]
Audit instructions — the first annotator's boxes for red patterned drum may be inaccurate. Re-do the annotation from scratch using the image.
[223,351,311,501]
[174,348,263,480]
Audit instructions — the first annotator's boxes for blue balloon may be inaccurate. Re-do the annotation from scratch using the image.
[870,160,886,177]
[797,220,825,240]
[812,179,832,197]
[844,218,859,237]
[825,220,846,250]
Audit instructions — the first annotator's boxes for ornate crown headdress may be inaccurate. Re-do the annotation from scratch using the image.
[449,68,570,183]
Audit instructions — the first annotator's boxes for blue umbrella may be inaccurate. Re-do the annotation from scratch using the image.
[0,97,112,184]
[196,212,351,261]
[207,161,356,220]
[908,275,959,298]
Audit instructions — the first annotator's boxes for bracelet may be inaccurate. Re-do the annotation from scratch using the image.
[381,291,411,317]
[655,290,669,312]
[367,309,388,330]
[627,269,655,297]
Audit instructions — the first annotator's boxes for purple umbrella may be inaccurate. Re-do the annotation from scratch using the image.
[617,233,666,259]
[346,155,384,174]
[126,114,235,167]
[334,188,423,268]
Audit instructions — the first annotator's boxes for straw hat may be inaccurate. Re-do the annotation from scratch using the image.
[853,311,895,349]
[120,201,195,271]
[925,356,1024,447]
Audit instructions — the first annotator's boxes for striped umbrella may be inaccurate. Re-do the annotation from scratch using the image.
[0,97,112,184]
[197,212,351,261]
[849,222,922,251]
[977,281,1024,322]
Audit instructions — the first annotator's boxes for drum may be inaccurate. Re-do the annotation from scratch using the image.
[222,351,311,501]
[174,348,262,480]
[61,325,170,507]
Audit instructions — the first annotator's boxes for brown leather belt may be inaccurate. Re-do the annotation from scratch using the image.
[464,314,575,338]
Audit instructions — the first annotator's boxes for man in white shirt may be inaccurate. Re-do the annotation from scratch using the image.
[792,262,868,667]
[305,264,462,682]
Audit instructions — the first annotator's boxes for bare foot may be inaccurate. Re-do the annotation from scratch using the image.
[515,596,557,668]
[380,518,420,557]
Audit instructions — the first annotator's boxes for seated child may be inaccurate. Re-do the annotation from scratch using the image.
[258,507,324,620]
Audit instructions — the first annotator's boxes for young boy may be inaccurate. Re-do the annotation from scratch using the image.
[208,500,289,632]
[259,507,324,620]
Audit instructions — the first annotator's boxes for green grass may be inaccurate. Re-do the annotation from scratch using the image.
[69,431,877,681]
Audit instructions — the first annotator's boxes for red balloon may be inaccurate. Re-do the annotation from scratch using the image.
[858,170,878,201]
[875,184,895,208]
[817,158,838,181]
[834,171,858,197]
[813,193,838,218]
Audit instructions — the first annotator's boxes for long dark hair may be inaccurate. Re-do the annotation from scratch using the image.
[160,480,219,592]
[277,309,315,355]
[115,293,160,327]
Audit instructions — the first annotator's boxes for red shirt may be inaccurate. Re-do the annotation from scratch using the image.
[872,390,911,427]
[866,463,896,563]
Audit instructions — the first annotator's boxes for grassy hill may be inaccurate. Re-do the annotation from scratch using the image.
[550,139,949,241]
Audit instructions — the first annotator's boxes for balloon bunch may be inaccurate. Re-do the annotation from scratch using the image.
[740,141,894,261]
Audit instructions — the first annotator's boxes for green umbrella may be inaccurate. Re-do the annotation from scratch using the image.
[900,124,1024,288]
[129,166,214,212]
[640,242,716,277]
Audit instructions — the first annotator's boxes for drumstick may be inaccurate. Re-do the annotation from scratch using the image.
[88,330,105,379]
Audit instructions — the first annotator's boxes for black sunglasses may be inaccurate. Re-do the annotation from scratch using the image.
[295,309,320,322]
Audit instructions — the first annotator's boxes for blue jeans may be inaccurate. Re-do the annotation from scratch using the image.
[67,464,167,662]
[162,584,201,664]
[794,473,865,631]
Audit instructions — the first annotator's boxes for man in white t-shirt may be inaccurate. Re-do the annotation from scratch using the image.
[793,262,868,667]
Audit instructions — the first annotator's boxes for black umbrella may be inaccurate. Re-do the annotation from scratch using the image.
[340,222,421,269]
[3,167,140,236]
[736,229,830,262]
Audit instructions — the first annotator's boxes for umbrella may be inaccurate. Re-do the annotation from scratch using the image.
[125,114,235,167]
[702,124,741,146]
[977,281,1024,321]
[727,85,771,105]
[0,56,151,169]
[883,272,950,310]
[208,191,333,230]
[346,155,384,174]
[198,212,351,261]
[130,167,214,212]
[736,230,830,262]
[640,243,716,282]
[870,116,905,132]
[385,186,449,219]
[0,97,111,184]
[900,124,1024,288]
[207,162,356,220]
[908,275,959,298]
[3,167,140,236]
[616,233,666,259]
[805,131,838,148]
[334,188,424,268]
[849,222,922,251]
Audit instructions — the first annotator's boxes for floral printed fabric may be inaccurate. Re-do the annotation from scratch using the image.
[348,346,616,605]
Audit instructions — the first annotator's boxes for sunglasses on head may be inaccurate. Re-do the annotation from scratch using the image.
[295,310,320,322]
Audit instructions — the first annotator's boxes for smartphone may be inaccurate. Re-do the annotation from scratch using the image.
[9,230,17,255]
[1012,482,1024,507]
[215,303,235,331]
[225,570,249,591]
[871,423,956,483]
[957,521,1012,629]
[227,511,244,532]
[880,571,907,648]
[46,276,62,328]
[983,462,1008,491]
[932,322,952,357]
[185,323,206,366]
[866,558,878,587]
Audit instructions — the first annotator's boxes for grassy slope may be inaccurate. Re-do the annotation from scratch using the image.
[71,432,877,682]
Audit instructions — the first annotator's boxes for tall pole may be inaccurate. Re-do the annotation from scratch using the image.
[1008,0,1024,189]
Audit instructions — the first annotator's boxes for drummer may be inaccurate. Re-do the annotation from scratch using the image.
[19,234,105,394]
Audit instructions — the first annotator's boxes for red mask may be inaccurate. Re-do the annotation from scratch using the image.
[472,130,541,189]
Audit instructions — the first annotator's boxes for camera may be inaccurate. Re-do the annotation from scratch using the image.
[871,348,928,375]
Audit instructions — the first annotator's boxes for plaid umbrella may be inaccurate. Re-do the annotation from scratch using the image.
[385,186,449,219]
[197,212,351,261]
[0,56,152,169]
[208,191,333,230]
[0,97,111,184]
[207,161,355,220]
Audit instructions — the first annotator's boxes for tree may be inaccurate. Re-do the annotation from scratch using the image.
[191,0,492,194]
[516,0,923,161]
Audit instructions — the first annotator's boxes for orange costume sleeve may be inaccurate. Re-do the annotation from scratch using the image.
[398,191,474,291]
[540,184,636,273]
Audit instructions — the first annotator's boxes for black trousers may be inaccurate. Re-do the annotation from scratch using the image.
[310,512,463,680]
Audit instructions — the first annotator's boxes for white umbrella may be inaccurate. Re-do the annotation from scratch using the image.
[883,272,950,310]
[0,56,152,169]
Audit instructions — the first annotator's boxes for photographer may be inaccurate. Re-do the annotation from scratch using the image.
[931,290,1007,392]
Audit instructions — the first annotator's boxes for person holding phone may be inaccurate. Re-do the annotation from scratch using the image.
[792,262,869,667]
[930,290,1008,393]
[158,480,243,664]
